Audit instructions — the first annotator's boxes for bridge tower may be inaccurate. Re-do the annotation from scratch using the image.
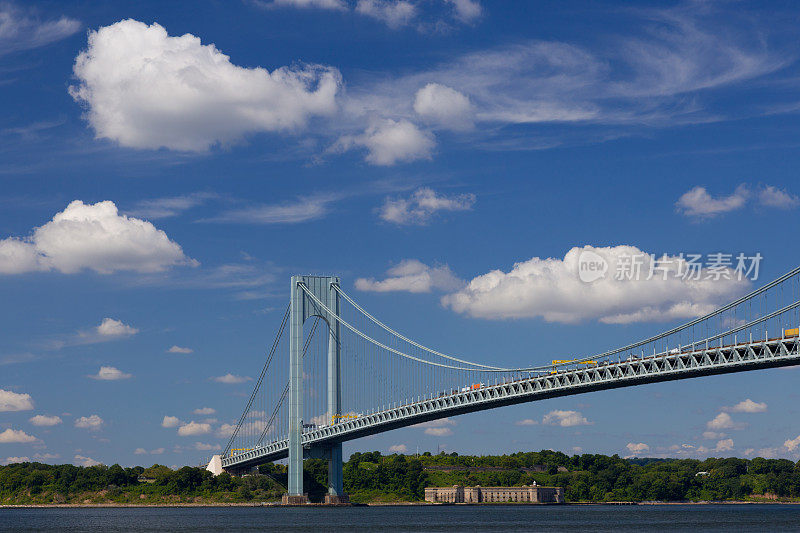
[284,275,346,504]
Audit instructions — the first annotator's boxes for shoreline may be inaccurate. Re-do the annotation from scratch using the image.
[3,501,800,509]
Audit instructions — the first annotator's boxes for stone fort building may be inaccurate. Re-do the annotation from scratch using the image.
[424,483,565,504]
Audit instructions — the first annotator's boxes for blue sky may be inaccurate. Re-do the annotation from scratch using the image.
[2,0,800,468]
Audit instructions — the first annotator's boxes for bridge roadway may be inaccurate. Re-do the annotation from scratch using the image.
[221,334,800,471]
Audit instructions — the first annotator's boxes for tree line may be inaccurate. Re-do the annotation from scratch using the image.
[3,450,800,504]
[0,463,283,504]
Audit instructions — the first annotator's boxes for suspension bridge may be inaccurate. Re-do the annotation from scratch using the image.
[209,267,800,503]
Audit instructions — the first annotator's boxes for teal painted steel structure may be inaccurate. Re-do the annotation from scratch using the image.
[288,275,342,498]
[326,287,343,499]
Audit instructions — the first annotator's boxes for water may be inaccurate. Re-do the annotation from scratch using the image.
[1,504,800,532]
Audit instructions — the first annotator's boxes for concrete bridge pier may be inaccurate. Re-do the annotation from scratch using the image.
[324,442,348,503]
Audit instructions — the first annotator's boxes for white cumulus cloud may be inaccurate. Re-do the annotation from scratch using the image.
[677,184,797,219]
[335,119,435,166]
[177,421,211,436]
[193,407,216,416]
[134,448,147,455]
[74,414,104,431]
[714,438,734,452]
[378,187,475,225]
[676,185,749,218]
[162,416,181,428]
[626,442,650,454]
[784,436,800,452]
[515,419,538,426]
[29,415,62,427]
[356,259,463,293]
[70,19,341,152]
[167,345,193,354]
[0,200,195,275]
[0,389,34,412]
[88,366,132,381]
[706,412,744,431]
[212,374,252,384]
[73,455,101,467]
[441,245,748,323]
[758,186,799,209]
[389,444,408,453]
[414,83,473,130]
[725,399,767,413]
[96,318,138,337]
[0,428,37,443]
[542,410,591,427]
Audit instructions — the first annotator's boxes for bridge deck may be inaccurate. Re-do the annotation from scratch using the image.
[222,335,800,470]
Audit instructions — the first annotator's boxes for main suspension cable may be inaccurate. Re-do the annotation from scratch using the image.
[301,283,532,372]
[334,284,507,370]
